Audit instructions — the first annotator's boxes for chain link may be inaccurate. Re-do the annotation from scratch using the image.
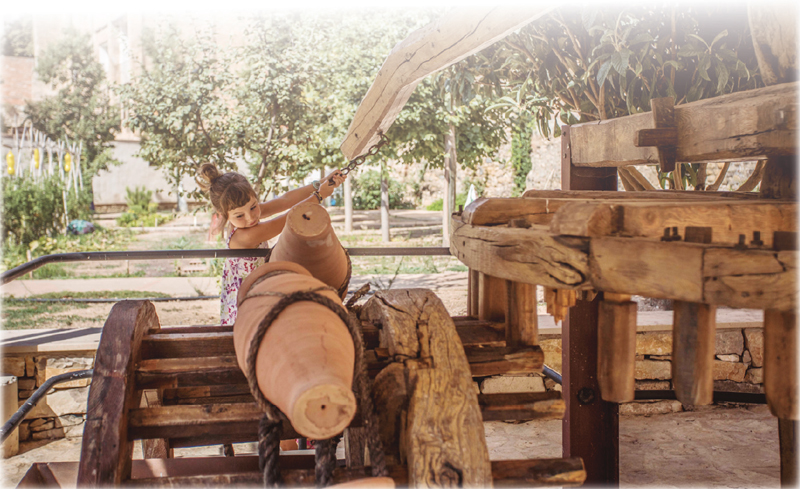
[339,132,389,176]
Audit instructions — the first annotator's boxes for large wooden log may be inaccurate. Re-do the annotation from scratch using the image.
[361,289,492,486]
[78,301,159,486]
[341,6,553,159]
[568,82,798,167]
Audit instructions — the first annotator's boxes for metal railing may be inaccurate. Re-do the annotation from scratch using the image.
[1,247,452,284]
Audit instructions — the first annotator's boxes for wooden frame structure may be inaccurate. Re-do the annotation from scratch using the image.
[452,82,798,485]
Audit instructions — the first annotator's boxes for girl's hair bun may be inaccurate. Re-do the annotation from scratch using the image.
[196,163,222,192]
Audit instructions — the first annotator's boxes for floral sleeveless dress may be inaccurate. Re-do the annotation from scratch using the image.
[220,227,271,326]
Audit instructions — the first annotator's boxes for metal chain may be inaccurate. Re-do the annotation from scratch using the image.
[339,132,389,176]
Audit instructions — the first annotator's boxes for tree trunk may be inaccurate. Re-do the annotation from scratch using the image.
[344,176,353,233]
[381,161,390,242]
[442,124,457,246]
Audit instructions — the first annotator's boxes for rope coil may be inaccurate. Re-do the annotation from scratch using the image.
[243,281,387,487]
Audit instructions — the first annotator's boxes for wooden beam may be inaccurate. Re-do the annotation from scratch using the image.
[761,156,798,200]
[779,419,798,487]
[648,97,677,172]
[136,357,246,389]
[340,6,554,159]
[478,391,564,422]
[468,268,480,317]
[142,332,234,359]
[703,249,797,311]
[78,301,159,486]
[569,82,798,167]
[764,310,798,420]
[522,189,761,200]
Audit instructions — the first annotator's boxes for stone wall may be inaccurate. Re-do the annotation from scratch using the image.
[477,324,765,415]
[2,353,94,443]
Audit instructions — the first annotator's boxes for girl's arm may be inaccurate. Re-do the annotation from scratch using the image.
[259,171,346,216]
[229,214,288,249]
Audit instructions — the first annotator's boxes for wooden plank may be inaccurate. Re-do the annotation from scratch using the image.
[522,189,761,200]
[569,82,798,167]
[506,281,538,347]
[649,97,677,172]
[462,345,544,377]
[126,458,585,487]
[136,357,246,389]
[451,218,591,289]
[479,273,507,322]
[550,200,796,247]
[764,310,798,420]
[361,289,492,486]
[141,332,234,359]
[341,6,553,159]
[468,268,480,316]
[140,390,171,459]
[590,238,704,302]
[78,300,159,486]
[597,299,637,403]
[671,302,716,406]
[477,391,564,422]
[463,197,563,226]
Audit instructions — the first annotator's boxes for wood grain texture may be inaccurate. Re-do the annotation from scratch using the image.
[589,238,704,302]
[703,249,797,311]
[477,392,564,422]
[779,419,798,487]
[764,310,798,420]
[142,332,234,359]
[478,273,507,322]
[672,302,716,406]
[140,390,171,459]
[467,268,480,317]
[78,300,159,486]
[649,97,677,172]
[136,356,246,389]
[361,289,492,486]
[371,363,408,466]
[341,6,553,159]
[761,156,798,200]
[451,217,591,289]
[522,189,761,200]
[569,82,798,167]
[506,281,538,347]
[597,300,637,403]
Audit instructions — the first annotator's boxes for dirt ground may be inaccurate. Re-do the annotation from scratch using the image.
[1,404,780,487]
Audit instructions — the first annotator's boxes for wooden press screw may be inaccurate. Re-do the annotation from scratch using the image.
[751,231,764,247]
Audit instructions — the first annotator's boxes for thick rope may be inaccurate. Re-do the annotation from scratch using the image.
[243,286,387,487]
[258,414,283,487]
[336,248,353,300]
[315,434,342,487]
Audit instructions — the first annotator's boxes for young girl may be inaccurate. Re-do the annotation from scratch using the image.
[196,163,346,326]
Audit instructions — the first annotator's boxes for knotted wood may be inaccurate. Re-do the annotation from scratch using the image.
[362,289,492,486]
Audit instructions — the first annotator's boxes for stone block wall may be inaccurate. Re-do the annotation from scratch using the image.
[477,326,764,415]
[2,353,94,443]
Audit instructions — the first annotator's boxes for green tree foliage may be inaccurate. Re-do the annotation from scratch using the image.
[492,5,760,138]
[24,27,121,178]
[510,116,533,196]
[351,169,412,210]
[2,16,33,57]
[121,23,234,190]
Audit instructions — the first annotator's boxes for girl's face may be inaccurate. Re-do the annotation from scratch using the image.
[227,196,261,229]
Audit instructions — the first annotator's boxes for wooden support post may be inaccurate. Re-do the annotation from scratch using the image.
[760,155,797,200]
[764,310,798,420]
[506,281,538,347]
[561,124,619,486]
[478,273,506,322]
[779,419,798,487]
[468,269,480,318]
[671,303,716,406]
[597,294,637,403]
[672,227,717,407]
[647,97,677,173]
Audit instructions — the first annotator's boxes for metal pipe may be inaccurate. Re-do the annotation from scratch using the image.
[1,247,451,284]
[1,369,94,443]
[542,364,563,385]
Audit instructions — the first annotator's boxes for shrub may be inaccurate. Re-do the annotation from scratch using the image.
[117,186,164,227]
[1,174,92,247]
[351,170,413,210]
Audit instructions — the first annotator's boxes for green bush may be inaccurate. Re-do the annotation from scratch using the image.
[425,180,484,211]
[117,186,168,227]
[1,174,92,247]
[351,170,413,210]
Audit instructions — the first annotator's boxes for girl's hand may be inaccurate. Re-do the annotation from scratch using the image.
[319,170,346,198]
